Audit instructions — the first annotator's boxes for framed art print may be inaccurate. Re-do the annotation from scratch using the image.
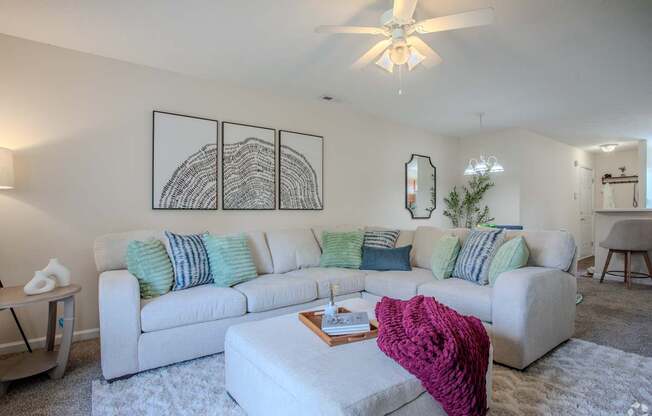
[279,130,323,210]
[152,111,218,210]
[222,122,276,210]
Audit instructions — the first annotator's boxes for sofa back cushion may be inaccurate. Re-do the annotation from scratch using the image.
[411,226,449,269]
[266,228,321,274]
[94,230,273,275]
[395,230,415,248]
[95,230,165,273]
[505,230,575,271]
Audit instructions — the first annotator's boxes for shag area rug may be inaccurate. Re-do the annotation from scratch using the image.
[92,339,652,416]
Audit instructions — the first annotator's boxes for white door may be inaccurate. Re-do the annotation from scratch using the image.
[578,166,594,259]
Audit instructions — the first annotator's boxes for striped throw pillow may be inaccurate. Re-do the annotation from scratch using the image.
[453,229,505,285]
[165,231,213,290]
[320,231,364,269]
[202,233,257,287]
[363,230,400,249]
[126,239,174,298]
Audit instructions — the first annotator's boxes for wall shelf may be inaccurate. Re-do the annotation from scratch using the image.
[601,175,638,185]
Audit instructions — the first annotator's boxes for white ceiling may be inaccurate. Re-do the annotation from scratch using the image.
[1,0,651,148]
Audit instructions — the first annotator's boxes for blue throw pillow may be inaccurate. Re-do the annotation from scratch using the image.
[165,231,213,290]
[360,245,412,271]
[453,229,505,285]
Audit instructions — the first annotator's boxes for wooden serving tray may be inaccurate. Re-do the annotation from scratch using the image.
[299,307,379,347]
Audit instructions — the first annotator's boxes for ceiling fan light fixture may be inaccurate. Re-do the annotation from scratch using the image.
[600,143,618,153]
[406,46,425,71]
[389,43,410,65]
[375,49,394,73]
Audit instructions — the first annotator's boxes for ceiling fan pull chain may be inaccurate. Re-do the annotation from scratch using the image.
[398,64,403,95]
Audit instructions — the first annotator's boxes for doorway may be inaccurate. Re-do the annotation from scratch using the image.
[578,166,594,259]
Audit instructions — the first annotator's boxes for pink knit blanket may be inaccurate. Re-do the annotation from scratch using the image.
[375,295,490,416]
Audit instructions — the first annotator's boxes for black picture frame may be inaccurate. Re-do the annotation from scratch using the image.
[279,130,324,211]
[405,153,436,219]
[221,121,277,210]
[152,110,219,210]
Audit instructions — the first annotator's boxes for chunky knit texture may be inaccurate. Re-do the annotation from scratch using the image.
[376,295,490,416]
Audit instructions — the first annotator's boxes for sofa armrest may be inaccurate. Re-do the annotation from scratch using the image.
[492,267,576,369]
[99,270,141,379]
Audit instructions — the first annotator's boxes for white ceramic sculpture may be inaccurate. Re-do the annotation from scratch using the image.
[23,271,56,295]
[42,258,71,287]
[23,258,71,295]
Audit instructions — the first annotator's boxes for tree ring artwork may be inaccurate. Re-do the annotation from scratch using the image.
[222,122,276,210]
[153,111,218,210]
[279,130,323,210]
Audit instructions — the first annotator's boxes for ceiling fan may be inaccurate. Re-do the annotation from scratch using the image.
[315,0,494,73]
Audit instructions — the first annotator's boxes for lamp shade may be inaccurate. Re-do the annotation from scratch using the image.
[0,147,15,189]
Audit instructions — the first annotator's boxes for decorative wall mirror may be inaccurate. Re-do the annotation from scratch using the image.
[405,154,436,219]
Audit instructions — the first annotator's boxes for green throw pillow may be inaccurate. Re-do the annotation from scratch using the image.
[126,239,174,299]
[202,233,257,287]
[431,235,461,279]
[488,236,530,285]
[320,231,364,269]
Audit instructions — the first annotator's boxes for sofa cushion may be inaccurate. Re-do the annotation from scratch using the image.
[411,226,471,269]
[363,229,400,249]
[165,231,213,290]
[286,267,366,298]
[431,236,461,280]
[364,268,435,300]
[233,274,318,312]
[94,230,164,273]
[488,236,529,285]
[312,225,363,250]
[320,230,365,269]
[453,229,505,285]
[417,278,492,323]
[505,230,575,271]
[126,239,174,298]
[396,229,415,248]
[361,245,412,272]
[140,284,246,332]
[266,229,321,274]
[203,233,257,287]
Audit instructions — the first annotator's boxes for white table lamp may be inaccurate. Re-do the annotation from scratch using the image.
[0,147,14,189]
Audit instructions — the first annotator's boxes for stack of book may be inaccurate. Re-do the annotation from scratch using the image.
[321,311,370,336]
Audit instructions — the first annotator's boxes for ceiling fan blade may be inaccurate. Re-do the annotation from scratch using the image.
[315,25,386,35]
[407,36,442,68]
[393,0,418,23]
[352,39,392,69]
[415,8,494,34]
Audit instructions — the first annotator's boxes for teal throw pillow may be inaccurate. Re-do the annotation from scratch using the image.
[126,239,174,299]
[320,231,364,269]
[431,235,461,279]
[488,236,529,285]
[202,233,257,287]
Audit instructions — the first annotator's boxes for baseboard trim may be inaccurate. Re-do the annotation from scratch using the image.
[0,327,99,355]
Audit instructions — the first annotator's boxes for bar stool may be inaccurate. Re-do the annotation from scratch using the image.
[599,219,652,289]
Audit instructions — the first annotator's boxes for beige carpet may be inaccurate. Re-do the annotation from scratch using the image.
[88,338,652,416]
[1,277,651,415]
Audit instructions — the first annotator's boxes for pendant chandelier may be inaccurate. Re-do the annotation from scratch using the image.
[464,155,504,176]
[463,112,505,176]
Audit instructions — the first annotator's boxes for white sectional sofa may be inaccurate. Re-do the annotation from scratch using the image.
[94,226,577,380]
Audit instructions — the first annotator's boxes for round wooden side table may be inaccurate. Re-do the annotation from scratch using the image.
[0,284,81,396]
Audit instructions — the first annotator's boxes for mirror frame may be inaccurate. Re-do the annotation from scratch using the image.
[405,154,437,219]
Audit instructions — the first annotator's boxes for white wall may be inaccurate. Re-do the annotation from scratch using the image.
[459,129,594,242]
[0,35,460,345]
[594,149,640,209]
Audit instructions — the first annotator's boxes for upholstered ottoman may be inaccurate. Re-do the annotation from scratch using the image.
[225,298,492,416]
